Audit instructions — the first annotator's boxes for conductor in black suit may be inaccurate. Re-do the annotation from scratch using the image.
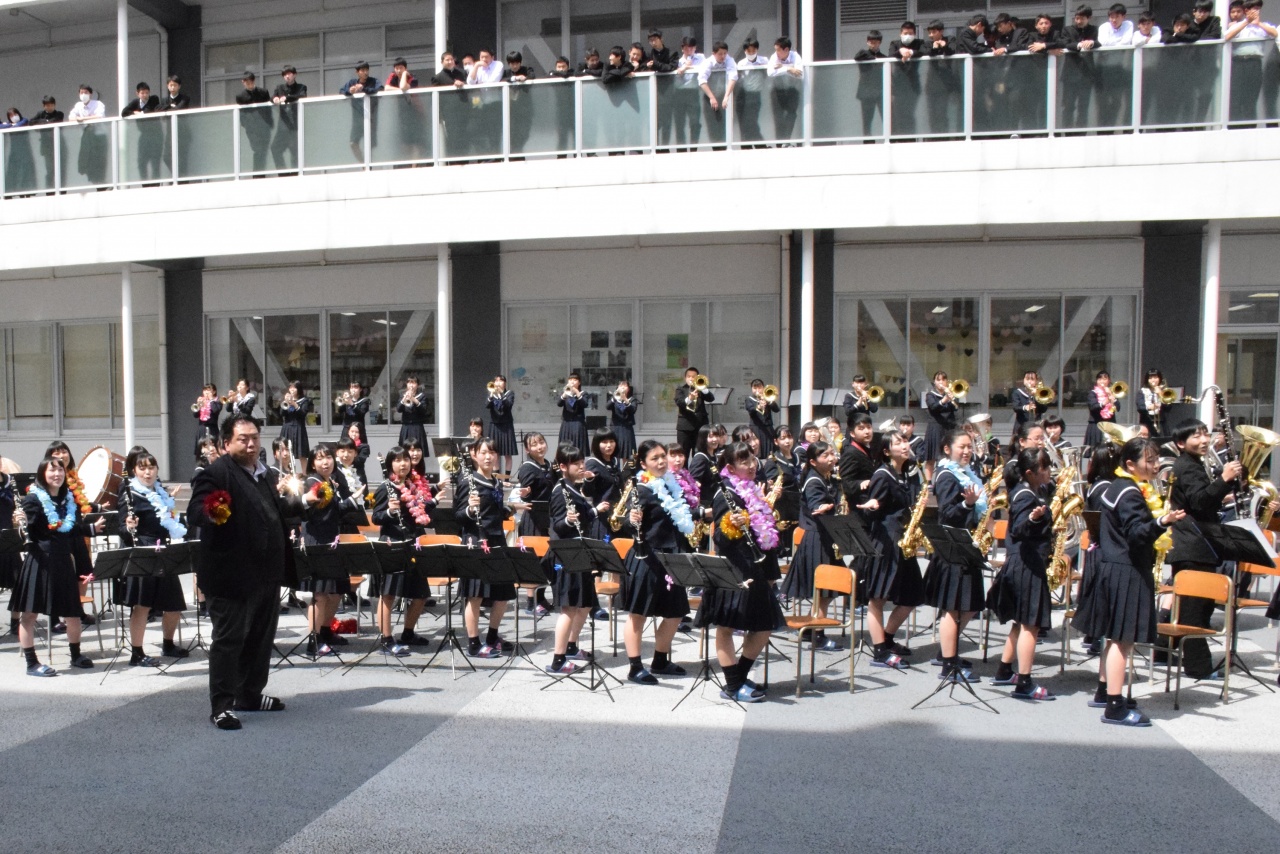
[188,414,297,730]
[674,366,716,457]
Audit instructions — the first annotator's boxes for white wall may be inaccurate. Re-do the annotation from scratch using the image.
[203,256,438,313]
[200,0,435,44]
[0,266,160,319]
[0,30,160,118]
[1222,234,1280,287]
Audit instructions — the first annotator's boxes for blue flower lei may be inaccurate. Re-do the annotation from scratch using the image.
[639,470,695,535]
[936,459,988,517]
[33,485,76,533]
[130,477,187,540]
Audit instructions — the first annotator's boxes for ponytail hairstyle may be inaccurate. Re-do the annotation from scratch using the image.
[1086,443,1120,485]
[1006,447,1051,491]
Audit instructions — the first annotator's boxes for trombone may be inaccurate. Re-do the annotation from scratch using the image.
[1110,380,1129,400]
[756,384,779,412]
[1157,386,1179,405]
[865,385,885,404]
[948,379,970,402]
[1033,383,1056,405]
[692,374,711,394]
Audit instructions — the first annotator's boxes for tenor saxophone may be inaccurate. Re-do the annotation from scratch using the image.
[971,468,1007,554]
[1047,494,1084,589]
[898,482,931,559]
[609,479,634,532]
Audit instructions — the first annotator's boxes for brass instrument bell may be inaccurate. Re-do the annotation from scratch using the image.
[866,385,885,404]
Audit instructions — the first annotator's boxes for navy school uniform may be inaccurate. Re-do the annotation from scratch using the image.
[279,396,312,459]
[745,395,780,456]
[485,390,519,457]
[193,399,223,458]
[370,479,433,599]
[986,480,1054,629]
[9,492,92,619]
[1078,477,1168,644]
[397,393,428,449]
[922,466,986,612]
[620,479,692,619]
[861,465,926,607]
[297,475,353,596]
[923,390,958,463]
[516,458,556,536]
[557,392,589,451]
[1083,385,1115,448]
[1070,478,1113,636]
[549,480,600,609]
[453,472,515,603]
[116,481,187,612]
[584,456,622,539]
[694,486,787,632]
[779,469,839,601]
[606,396,638,459]
[337,395,369,443]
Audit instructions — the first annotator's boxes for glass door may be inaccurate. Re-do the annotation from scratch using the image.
[1217,333,1278,477]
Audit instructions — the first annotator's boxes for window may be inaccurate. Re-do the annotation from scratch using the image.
[988,297,1062,408]
[10,325,54,429]
[1062,295,1136,411]
[114,319,161,425]
[642,300,707,425]
[1220,289,1280,325]
[908,297,979,411]
[62,323,114,429]
[387,309,437,427]
[506,304,571,424]
[838,298,909,408]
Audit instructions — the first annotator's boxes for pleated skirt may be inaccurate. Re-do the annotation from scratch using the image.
[558,422,590,454]
[622,548,689,619]
[1083,421,1106,448]
[864,547,927,608]
[922,554,985,613]
[750,424,776,457]
[778,529,831,601]
[612,424,637,460]
[485,422,518,457]
[279,422,310,460]
[1075,560,1157,644]
[8,551,81,618]
[923,422,948,463]
[1069,546,1102,636]
[371,569,429,600]
[986,552,1053,629]
[397,422,427,450]
[695,579,786,632]
[456,533,515,602]
[122,574,188,612]
[517,511,546,537]
[552,561,598,609]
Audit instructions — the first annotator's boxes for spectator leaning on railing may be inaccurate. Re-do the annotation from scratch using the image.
[1225,0,1279,122]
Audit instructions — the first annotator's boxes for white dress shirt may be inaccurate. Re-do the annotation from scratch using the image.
[1098,19,1135,46]
[767,50,805,78]
[697,54,739,85]
[69,98,106,120]
[1132,26,1163,46]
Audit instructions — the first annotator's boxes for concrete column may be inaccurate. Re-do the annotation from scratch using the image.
[435,0,448,70]
[801,0,814,61]
[1201,220,1222,425]
[121,266,135,451]
[436,246,453,435]
[117,0,129,115]
[800,229,814,424]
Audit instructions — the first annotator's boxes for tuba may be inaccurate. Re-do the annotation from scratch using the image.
[1237,424,1280,528]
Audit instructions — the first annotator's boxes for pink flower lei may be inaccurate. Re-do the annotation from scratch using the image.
[718,466,780,551]
[394,471,433,527]
[672,467,699,511]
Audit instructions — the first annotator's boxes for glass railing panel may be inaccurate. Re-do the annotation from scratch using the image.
[237,102,276,174]
[1139,42,1222,128]
[509,78,575,156]
[1057,48,1134,130]
[437,84,503,160]
[302,97,366,169]
[176,109,235,179]
[813,61,883,140]
[371,90,434,164]
[2,127,55,195]
[119,113,172,184]
[582,76,650,151]
[59,120,112,189]
[888,57,965,138]
[1229,38,1280,124]
[972,53,1050,135]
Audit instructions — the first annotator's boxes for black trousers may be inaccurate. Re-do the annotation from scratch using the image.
[676,427,699,459]
[208,587,281,716]
[1168,562,1216,678]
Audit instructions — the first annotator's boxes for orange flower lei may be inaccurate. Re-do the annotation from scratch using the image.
[65,468,92,515]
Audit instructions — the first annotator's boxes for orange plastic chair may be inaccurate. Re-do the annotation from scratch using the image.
[1154,570,1234,709]
[771,563,857,697]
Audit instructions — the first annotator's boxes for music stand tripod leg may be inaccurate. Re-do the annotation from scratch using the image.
[673,627,742,711]
[422,577,475,676]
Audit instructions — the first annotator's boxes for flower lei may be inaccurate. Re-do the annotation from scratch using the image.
[672,466,700,511]
[33,485,76,533]
[203,490,232,525]
[309,479,335,510]
[637,470,695,535]
[1114,467,1171,551]
[937,459,988,517]
[130,477,187,540]
[717,467,780,551]
[1098,385,1116,421]
[394,471,433,527]
[199,397,212,421]
[65,468,92,515]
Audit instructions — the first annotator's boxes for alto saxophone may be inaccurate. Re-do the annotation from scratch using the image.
[898,481,931,559]
[609,479,634,532]
[971,468,1007,554]
[1151,473,1174,587]
[1047,493,1084,589]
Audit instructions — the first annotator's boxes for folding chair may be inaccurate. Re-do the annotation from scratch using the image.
[770,563,857,697]
[1152,569,1233,710]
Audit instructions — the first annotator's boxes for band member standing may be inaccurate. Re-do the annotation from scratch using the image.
[194,384,223,462]
[987,448,1058,701]
[778,441,842,650]
[1072,443,1121,687]
[397,376,428,449]
[698,441,787,703]
[689,424,727,546]
[336,381,369,443]
[745,378,780,456]
[923,430,986,683]
[674,366,715,457]
[225,378,257,422]
[838,414,877,512]
[1090,438,1185,726]
[1085,370,1118,447]
[842,374,879,435]
[545,445,605,675]
[188,415,297,729]
[1011,370,1047,430]
[485,375,517,477]
[557,373,589,452]
[278,381,312,459]
[860,430,926,669]
[120,452,189,666]
[759,426,801,556]
[584,429,622,539]
[517,432,556,615]
[298,444,353,657]
[606,381,639,460]
[923,371,960,480]
[455,438,517,659]
[370,446,435,653]
[1139,369,1171,437]
[10,459,105,675]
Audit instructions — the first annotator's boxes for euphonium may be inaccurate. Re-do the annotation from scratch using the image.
[1110,380,1129,399]
[609,479,635,532]
[949,379,970,401]
[1237,424,1280,527]
[1098,422,1141,445]
[1048,493,1084,589]
[1033,383,1056,405]
[971,468,1007,554]
[898,482,932,558]
[866,385,885,404]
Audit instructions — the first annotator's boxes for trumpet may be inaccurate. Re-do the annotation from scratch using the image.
[613,389,631,404]
[486,381,498,395]
[692,374,710,394]
[190,400,202,413]
[1110,381,1129,400]
[400,388,420,407]
[562,383,580,399]
[865,385,885,404]
[949,379,970,402]
[334,390,352,408]
[1033,383,1056,405]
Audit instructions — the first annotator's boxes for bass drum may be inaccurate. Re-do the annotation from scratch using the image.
[77,446,126,510]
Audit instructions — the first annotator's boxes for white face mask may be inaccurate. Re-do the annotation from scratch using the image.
[901,33,915,44]
[79,92,90,103]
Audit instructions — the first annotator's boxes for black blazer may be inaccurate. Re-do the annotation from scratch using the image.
[188,454,297,600]
[1168,452,1233,566]
[674,384,715,432]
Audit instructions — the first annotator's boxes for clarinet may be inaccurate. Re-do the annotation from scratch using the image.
[720,484,768,564]
[562,481,588,538]
[1211,386,1252,518]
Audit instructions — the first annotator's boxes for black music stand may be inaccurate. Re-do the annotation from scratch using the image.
[815,513,878,654]
[418,544,483,676]
[659,552,751,711]
[542,538,627,700]
[1199,519,1278,692]
[278,540,377,668]
[92,543,195,681]
[477,545,552,688]
[339,507,371,529]
[911,524,998,713]
[339,540,421,676]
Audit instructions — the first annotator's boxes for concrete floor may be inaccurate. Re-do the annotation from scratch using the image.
[3,594,1280,854]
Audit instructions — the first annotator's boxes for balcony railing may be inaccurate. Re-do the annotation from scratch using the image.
[1,39,1276,196]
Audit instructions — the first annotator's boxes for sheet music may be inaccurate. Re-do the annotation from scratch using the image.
[1225,518,1278,561]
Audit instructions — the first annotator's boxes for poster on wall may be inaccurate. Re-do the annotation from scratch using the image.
[521,317,548,352]
[666,334,689,370]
